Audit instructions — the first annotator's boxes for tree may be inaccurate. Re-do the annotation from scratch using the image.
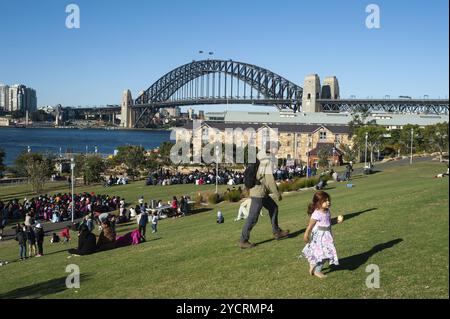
[84,155,105,185]
[73,154,105,185]
[0,148,5,178]
[399,124,422,157]
[347,107,377,161]
[13,152,54,178]
[340,144,356,163]
[30,110,53,122]
[317,145,333,169]
[424,122,449,162]
[74,154,86,180]
[113,145,147,180]
[354,125,387,163]
[348,105,376,138]
[11,110,25,119]
[384,129,405,158]
[158,141,175,165]
[25,157,49,194]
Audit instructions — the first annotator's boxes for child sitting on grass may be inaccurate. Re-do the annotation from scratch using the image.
[50,233,60,243]
[60,226,71,243]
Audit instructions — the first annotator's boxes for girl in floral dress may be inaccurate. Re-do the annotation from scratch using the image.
[302,191,341,278]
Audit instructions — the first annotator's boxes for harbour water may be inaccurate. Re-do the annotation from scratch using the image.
[0,127,172,166]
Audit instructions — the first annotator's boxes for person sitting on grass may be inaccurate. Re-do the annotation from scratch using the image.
[96,220,116,252]
[171,196,178,216]
[82,213,95,232]
[50,232,60,243]
[60,226,71,243]
[217,211,224,224]
[434,163,449,178]
[51,211,59,223]
[68,224,97,256]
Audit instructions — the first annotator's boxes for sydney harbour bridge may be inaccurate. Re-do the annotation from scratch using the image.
[62,59,449,128]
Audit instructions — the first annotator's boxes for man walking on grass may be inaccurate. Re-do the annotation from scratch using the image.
[239,142,289,249]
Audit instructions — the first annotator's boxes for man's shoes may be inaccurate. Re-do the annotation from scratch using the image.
[239,240,256,249]
[273,229,290,240]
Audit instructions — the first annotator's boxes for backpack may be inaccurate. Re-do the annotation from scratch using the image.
[244,158,261,189]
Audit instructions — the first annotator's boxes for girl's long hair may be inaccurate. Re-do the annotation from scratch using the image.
[307,191,331,216]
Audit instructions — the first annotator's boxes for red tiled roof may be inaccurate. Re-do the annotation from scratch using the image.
[309,143,343,156]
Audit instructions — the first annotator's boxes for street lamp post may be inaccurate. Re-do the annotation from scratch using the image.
[215,145,219,194]
[364,132,368,169]
[307,136,311,178]
[410,128,414,165]
[70,158,75,223]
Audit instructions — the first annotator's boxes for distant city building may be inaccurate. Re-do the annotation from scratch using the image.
[38,105,56,113]
[0,84,9,111]
[162,106,181,118]
[188,107,194,120]
[1,84,37,112]
[0,117,11,126]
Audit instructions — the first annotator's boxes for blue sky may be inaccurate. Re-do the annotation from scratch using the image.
[0,0,448,112]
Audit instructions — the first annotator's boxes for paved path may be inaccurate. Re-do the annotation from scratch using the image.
[351,156,438,175]
[1,217,84,242]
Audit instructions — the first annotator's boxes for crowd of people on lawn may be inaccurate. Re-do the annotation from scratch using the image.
[0,190,197,263]
[145,165,321,187]
[104,175,129,187]
[145,168,245,186]
[0,192,122,232]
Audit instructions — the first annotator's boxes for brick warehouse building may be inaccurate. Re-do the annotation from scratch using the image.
[174,109,448,167]
[175,121,350,167]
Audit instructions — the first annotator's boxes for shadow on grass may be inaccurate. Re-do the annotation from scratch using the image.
[347,175,367,180]
[115,221,136,228]
[187,208,213,215]
[254,238,276,246]
[0,274,90,299]
[331,208,378,225]
[113,234,162,250]
[327,238,403,273]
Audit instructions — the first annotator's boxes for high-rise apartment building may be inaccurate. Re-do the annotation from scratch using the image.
[6,84,37,112]
[0,84,9,111]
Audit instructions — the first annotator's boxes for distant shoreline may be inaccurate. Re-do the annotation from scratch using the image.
[0,126,174,132]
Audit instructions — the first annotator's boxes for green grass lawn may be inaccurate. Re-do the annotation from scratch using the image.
[0,179,233,204]
[0,161,448,298]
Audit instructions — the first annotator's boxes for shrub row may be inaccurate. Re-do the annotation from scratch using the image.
[196,175,333,206]
[278,175,331,193]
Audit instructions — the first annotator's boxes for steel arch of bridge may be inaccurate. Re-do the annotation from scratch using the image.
[133,59,303,127]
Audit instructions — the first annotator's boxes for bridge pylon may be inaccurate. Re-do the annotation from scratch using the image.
[302,74,321,112]
[121,89,134,128]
